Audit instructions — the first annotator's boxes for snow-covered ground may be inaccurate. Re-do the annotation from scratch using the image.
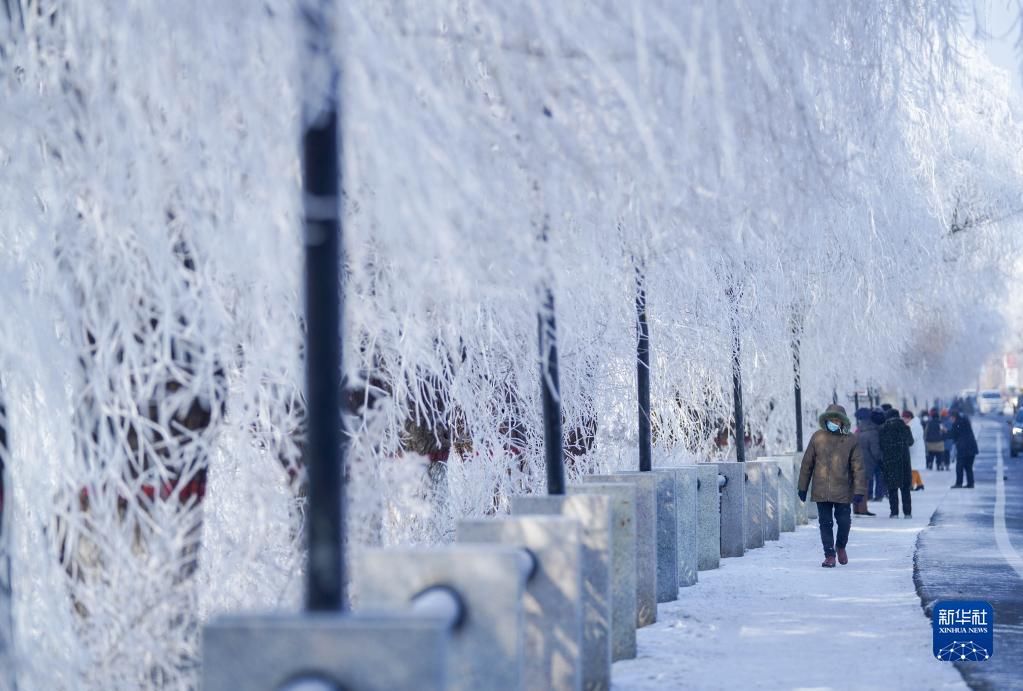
[612,464,967,691]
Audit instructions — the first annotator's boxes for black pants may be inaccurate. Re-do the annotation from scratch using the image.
[888,485,912,516]
[926,449,943,470]
[956,454,976,487]
[886,461,913,516]
[816,502,851,556]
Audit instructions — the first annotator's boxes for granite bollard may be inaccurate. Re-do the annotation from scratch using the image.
[711,462,745,558]
[806,478,818,520]
[695,465,721,570]
[756,459,781,541]
[511,494,612,691]
[743,462,766,550]
[616,470,678,603]
[569,483,638,661]
[354,545,532,691]
[776,455,796,532]
[656,466,698,586]
[582,474,658,626]
[457,516,583,691]
[203,612,450,691]
[793,450,817,519]
[792,453,808,525]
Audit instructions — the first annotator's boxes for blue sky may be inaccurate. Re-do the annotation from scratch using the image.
[966,0,1023,96]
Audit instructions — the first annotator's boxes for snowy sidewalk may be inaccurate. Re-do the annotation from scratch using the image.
[612,467,967,691]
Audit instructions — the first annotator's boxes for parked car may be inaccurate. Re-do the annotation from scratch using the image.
[1011,410,1023,458]
[978,389,1003,415]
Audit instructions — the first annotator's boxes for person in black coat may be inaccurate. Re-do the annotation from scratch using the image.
[945,407,979,488]
[867,408,889,500]
[923,407,946,471]
[853,408,881,515]
[879,408,914,518]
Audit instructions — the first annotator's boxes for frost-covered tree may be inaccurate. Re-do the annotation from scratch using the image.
[1,1,1022,688]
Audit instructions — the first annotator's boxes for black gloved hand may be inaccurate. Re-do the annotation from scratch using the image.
[798,490,807,503]
[853,494,864,504]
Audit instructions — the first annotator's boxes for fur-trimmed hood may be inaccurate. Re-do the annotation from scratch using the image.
[818,404,851,434]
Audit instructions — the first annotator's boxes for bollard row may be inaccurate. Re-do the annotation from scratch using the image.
[202,454,813,691]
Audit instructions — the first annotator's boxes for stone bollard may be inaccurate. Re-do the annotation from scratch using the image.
[354,545,533,691]
[711,462,745,558]
[510,494,612,691]
[695,465,721,571]
[756,459,781,542]
[457,516,583,691]
[792,453,808,525]
[805,474,818,520]
[743,462,766,550]
[569,483,638,662]
[582,474,657,626]
[656,466,698,587]
[203,612,450,691]
[616,470,678,603]
[776,456,796,532]
[792,450,817,520]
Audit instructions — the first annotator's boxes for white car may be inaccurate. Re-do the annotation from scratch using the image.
[978,390,1002,415]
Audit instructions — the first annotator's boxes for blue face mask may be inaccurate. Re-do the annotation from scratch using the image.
[826,420,841,433]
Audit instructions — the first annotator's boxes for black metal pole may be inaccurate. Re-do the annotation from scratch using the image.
[539,283,565,495]
[731,296,746,462]
[636,269,652,472]
[854,391,859,411]
[300,1,345,613]
[0,395,6,537]
[792,320,803,452]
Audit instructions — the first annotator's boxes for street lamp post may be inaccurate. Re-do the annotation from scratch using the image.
[300,0,346,613]
[730,285,746,462]
[537,219,565,495]
[791,310,804,452]
[636,268,652,472]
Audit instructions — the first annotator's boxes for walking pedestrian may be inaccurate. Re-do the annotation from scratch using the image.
[853,408,880,516]
[868,408,888,500]
[924,407,944,471]
[797,404,867,568]
[879,408,914,518]
[940,408,955,471]
[945,407,979,489]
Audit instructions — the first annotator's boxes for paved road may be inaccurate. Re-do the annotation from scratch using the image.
[915,416,1023,691]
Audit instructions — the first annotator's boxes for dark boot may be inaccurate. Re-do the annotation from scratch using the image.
[854,498,875,516]
[822,554,837,568]
[837,547,848,565]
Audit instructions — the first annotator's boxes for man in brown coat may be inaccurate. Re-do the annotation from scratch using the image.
[798,404,869,567]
